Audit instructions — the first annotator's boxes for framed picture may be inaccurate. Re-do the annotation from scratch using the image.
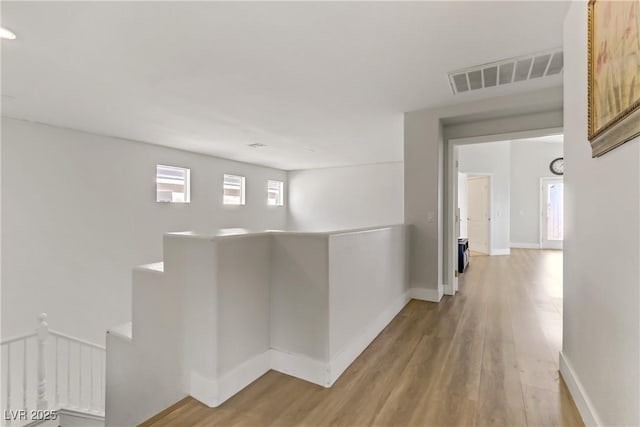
[588,0,640,157]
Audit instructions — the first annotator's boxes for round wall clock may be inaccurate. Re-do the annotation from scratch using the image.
[549,157,564,175]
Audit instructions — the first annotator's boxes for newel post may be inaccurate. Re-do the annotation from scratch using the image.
[36,313,49,410]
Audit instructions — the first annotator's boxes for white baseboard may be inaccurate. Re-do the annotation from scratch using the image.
[44,408,105,427]
[327,291,410,386]
[271,349,329,387]
[58,408,105,421]
[510,242,541,249]
[217,351,271,406]
[272,291,411,389]
[490,248,511,256]
[559,352,602,426]
[410,286,443,302]
[189,292,413,408]
[189,371,219,407]
[190,350,271,408]
[25,420,61,427]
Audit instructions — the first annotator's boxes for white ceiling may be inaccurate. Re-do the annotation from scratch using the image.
[1,1,569,170]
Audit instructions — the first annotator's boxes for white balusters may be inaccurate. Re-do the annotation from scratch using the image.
[36,313,49,410]
[22,340,27,410]
[55,336,59,408]
[6,344,11,412]
[78,345,82,409]
[100,351,105,412]
[90,348,94,410]
[67,340,71,406]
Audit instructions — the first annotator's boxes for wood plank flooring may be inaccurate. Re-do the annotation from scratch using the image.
[141,249,583,427]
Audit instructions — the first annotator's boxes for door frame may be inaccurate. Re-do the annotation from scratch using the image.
[540,177,564,250]
[464,173,493,256]
[445,127,563,295]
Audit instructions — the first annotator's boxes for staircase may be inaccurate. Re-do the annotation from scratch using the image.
[1,314,105,427]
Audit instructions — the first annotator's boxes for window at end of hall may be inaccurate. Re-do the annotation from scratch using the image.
[156,165,190,203]
[267,180,284,206]
[223,174,246,205]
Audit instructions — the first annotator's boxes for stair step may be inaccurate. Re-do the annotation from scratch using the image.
[136,262,164,273]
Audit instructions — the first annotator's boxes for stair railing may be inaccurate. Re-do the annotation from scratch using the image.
[1,313,106,424]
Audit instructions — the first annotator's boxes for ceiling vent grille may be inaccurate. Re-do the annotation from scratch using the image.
[448,48,563,94]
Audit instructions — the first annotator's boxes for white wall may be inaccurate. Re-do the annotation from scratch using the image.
[288,162,404,231]
[510,139,563,247]
[270,234,329,362]
[458,141,510,254]
[1,117,287,345]
[561,3,639,426]
[217,235,271,376]
[328,226,408,361]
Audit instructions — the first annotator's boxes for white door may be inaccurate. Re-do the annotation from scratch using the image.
[458,172,468,238]
[467,176,490,254]
[541,178,564,250]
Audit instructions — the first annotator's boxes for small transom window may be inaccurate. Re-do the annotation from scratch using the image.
[223,174,246,205]
[267,180,284,206]
[156,165,190,203]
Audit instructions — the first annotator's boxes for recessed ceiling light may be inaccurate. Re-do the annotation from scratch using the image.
[0,27,16,40]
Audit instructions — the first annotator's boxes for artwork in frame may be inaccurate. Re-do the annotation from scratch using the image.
[588,0,640,157]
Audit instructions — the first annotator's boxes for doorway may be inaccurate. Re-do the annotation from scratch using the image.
[446,128,564,295]
[466,175,491,255]
[540,177,564,249]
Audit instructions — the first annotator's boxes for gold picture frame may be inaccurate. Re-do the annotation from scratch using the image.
[588,0,640,157]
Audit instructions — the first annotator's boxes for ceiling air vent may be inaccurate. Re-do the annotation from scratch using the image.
[448,48,563,94]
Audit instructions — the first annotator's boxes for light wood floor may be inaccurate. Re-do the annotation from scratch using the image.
[469,250,487,257]
[142,249,582,427]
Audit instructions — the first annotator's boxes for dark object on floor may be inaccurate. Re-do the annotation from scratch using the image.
[458,238,469,273]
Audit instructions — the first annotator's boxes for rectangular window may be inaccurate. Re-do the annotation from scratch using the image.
[267,180,284,206]
[156,165,190,203]
[223,174,246,205]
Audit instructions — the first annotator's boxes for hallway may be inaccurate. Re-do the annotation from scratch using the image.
[143,249,582,426]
